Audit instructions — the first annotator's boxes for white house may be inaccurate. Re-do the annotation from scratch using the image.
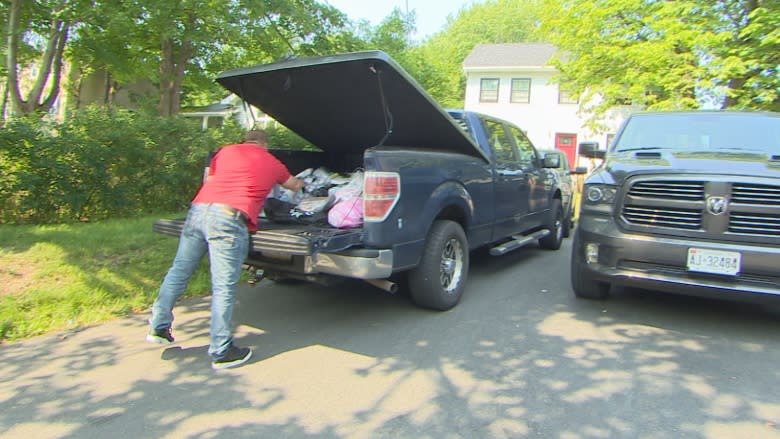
[181,94,275,130]
[463,43,634,167]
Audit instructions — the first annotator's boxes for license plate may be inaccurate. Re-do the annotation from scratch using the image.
[687,248,741,275]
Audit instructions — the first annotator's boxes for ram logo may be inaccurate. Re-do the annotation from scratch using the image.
[706,196,728,216]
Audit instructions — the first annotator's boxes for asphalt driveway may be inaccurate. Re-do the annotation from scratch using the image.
[2,239,779,438]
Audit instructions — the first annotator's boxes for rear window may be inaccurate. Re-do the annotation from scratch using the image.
[449,112,474,141]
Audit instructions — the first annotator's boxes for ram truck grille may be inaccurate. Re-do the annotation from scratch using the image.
[627,181,705,201]
[731,183,780,205]
[728,213,780,236]
[621,178,780,238]
[622,206,702,229]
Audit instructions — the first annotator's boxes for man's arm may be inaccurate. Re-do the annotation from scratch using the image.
[203,149,219,183]
[281,175,305,192]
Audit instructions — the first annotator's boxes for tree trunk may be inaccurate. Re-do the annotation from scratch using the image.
[170,40,191,116]
[158,38,175,117]
[40,24,69,111]
[723,0,759,109]
[1,82,8,123]
[723,78,747,109]
[157,38,191,117]
[158,11,195,117]
[5,0,70,115]
[6,0,24,114]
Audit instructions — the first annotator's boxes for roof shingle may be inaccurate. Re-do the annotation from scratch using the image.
[463,43,559,68]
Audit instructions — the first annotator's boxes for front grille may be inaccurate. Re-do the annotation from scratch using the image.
[627,181,704,201]
[621,177,780,239]
[729,213,780,236]
[732,183,780,205]
[622,180,705,231]
[622,205,702,229]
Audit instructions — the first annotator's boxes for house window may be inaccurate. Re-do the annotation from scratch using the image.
[479,78,499,103]
[510,78,531,103]
[558,87,578,104]
[207,116,225,129]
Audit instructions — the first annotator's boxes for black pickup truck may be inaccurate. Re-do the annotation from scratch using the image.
[155,51,565,310]
[572,111,780,303]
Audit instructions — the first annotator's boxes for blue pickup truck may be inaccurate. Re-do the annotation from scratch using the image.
[155,51,564,310]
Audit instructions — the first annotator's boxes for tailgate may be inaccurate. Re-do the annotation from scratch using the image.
[153,218,363,255]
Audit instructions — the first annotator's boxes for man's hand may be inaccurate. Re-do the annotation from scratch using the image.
[282,176,305,192]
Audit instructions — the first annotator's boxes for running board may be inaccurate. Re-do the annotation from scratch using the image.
[489,229,550,256]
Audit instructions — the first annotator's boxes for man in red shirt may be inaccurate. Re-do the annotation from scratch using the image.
[146,130,304,370]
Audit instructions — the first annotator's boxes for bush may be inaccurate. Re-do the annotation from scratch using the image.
[0,107,243,224]
[265,124,319,151]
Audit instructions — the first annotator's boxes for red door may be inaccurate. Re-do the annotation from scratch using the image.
[555,133,577,168]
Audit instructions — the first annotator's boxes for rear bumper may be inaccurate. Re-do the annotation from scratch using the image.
[574,214,780,301]
[307,249,393,279]
[245,248,393,280]
[153,218,393,279]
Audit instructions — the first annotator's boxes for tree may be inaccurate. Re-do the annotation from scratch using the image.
[4,0,84,115]
[63,0,362,116]
[712,0,779,109]
[361,7,416,61]
[410,0,543,107]
[537,0,779,125]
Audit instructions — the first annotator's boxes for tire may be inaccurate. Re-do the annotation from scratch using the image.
[562,205,572,238]
[570,238,610,299]
[539,199,564,250]
[408,220,469,311]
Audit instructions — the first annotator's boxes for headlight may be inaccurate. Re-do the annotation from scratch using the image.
[584,184,617,205]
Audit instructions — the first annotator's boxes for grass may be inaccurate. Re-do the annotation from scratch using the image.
[0,190,585,344]
[0,213,212,343]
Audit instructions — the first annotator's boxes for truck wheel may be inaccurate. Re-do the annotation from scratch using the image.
[409,220,469,311]
[562,206,572,238]
[570,245,610,299]
[539,199,563,250]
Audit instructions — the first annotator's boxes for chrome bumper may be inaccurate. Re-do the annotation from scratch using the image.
[306,249,394,279]
[248,248,394,280]
[575,214,780,299]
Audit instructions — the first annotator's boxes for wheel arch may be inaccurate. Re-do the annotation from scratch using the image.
[424,180,473,234]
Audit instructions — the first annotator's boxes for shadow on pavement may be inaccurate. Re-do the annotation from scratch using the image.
[1,240,779,438]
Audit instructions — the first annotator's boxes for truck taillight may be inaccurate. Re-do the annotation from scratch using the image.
[364,171,400,222]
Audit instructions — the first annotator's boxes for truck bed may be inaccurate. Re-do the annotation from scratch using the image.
[153,218,364,255]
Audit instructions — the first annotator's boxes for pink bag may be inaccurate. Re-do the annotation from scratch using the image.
[328,196,363,228]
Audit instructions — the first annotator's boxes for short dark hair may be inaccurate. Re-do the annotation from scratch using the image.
[244,129,268,145]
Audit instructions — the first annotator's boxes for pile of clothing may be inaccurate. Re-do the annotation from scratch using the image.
[264,167,364,228]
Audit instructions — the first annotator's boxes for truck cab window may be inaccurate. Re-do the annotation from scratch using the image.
[508,126,537,166]
[483,119,518,163]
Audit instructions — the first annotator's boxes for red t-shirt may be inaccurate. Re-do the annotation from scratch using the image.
[192,143,291,231]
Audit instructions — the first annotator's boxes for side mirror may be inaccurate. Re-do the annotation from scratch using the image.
[572,166,588,175]
[579,141,605,160]
[543,153,561,168]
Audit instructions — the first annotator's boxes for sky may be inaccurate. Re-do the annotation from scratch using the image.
[324,0,480,40]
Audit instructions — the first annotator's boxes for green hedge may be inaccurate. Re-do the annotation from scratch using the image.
[0,107,312,225]
[0,108,228,223]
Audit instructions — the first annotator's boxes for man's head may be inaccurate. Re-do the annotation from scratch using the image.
[244,129,269,147]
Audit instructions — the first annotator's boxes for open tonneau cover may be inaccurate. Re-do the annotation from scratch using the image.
[216,51,489,161]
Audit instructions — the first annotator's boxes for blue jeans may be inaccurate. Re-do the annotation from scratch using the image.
[150,203,250,359]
